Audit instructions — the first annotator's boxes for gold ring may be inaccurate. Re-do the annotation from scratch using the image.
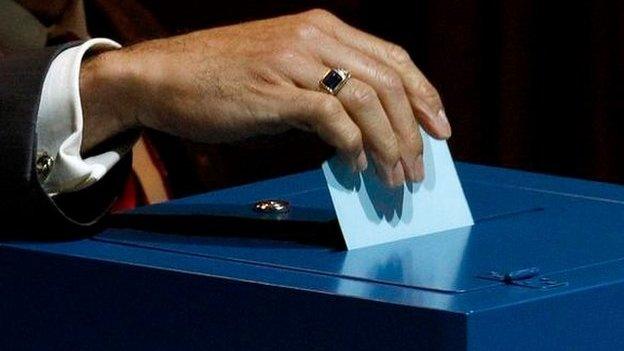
[319,68,351,95]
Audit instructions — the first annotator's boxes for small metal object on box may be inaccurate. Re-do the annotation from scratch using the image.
[253,199,290,214]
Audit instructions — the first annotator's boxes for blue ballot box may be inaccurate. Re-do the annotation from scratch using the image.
[2,163,624,350]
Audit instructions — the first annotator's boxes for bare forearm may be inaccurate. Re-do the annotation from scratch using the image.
[79,50,140,153]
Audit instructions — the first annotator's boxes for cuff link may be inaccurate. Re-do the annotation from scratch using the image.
[36,151,55,183]
[319,68,351,95]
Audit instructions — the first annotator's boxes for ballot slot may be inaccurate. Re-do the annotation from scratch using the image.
[97,168,624,294]
[124,170,538,224]
[109,172,539,250]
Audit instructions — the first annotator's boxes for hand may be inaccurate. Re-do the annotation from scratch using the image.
[80,9,451,187]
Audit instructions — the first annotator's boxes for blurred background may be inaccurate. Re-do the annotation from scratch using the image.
[86,0,624,197]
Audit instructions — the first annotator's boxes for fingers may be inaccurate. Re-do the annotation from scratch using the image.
[301,9,451,140]
[315,33,425,181]
[281,88,367,173]
[338,78,405,186]
[287,62,404,187]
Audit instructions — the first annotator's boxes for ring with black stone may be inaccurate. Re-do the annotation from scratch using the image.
[319,68,351,95]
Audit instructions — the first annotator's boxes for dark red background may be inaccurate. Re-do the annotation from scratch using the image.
[86,0,624,196]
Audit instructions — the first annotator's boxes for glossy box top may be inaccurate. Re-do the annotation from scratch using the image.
[8,163,624,314]
[106,163,624,292]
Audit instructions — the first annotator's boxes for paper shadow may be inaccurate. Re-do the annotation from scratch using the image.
[423,134,437,191]
[359,166,406,225]
[326,155,420,227]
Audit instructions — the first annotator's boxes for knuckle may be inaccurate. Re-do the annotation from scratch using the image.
[290,93,316,122]
[270,47,299,64]
[399,123,421,147]
[388,44,412,65]
[351,83,378,108]
[317,96,344,119]
[402,120,423,146]
[293,22,321,41]
[305,8,335,21]
[422,81,440,99]
[377,67,403,92]
[429,88,443,106]
[370,133,400,164]
[381,139,401,164]
[409,132,424,154]
[342,128,363,153]
[419,81,443,106]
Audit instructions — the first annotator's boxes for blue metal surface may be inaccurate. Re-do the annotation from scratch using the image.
[100,165,624,295]
[2,162,624,350]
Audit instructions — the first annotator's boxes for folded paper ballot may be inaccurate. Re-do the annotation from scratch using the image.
[322,130,474,250]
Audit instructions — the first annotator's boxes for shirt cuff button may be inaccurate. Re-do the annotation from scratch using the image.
[36,151,55,183]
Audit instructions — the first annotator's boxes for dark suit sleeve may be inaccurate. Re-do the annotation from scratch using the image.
[0,44,132,239]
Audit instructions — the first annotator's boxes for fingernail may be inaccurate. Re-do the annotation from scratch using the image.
[356,151,368,172]
[390,162,405,187]
[437,109,452,138]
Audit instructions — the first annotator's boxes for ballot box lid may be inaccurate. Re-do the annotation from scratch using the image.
[84,162,624,311]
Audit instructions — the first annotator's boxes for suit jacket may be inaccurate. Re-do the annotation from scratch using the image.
[0,43,131,238]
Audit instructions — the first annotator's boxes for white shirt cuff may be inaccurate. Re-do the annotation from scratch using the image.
[36,38,123,195]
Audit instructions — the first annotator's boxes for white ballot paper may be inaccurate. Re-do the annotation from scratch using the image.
[322,131,473,250]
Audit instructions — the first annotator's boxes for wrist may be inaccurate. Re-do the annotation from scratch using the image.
[79,49,142,152]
